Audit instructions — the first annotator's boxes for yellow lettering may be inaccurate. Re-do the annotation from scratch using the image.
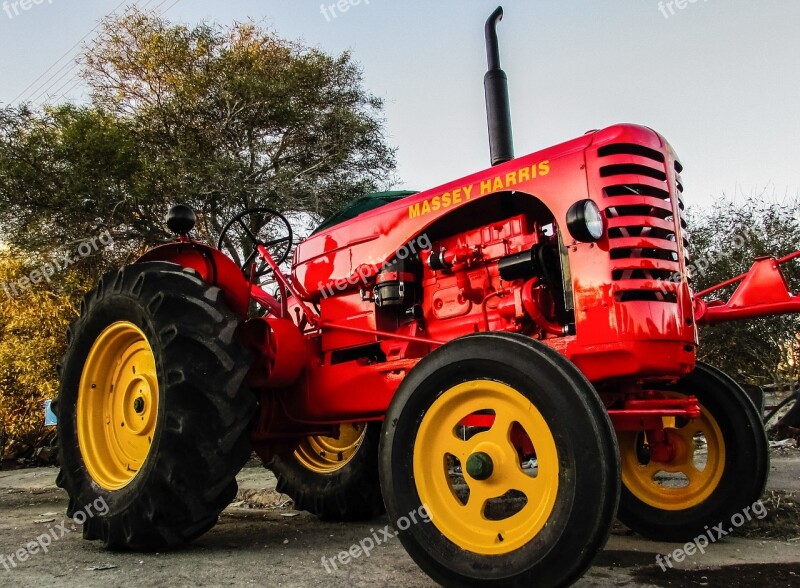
[421,200,431,215]
[452,189,462,204]
[538,160,550,176]
[518,166,530,183]
[442,192,451,207]
[481,179,493,195]
[505,171,518,187]
[409,203,421,218]
[463,184,473,200]
[493,177,504,192]
[431,195,441,212]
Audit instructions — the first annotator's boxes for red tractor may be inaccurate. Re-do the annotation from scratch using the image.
[55,6,793,586]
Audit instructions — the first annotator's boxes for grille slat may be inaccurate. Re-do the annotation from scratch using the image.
[610,279,681,292]
[601,174,670,194]
[610,236,679,251]
[607,215,676,232]
[610,258,681,272]
[604,196,673,213]
[598,143,666,163]
[600,164,667,182]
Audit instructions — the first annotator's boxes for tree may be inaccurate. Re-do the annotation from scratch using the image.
[0,104,142,260]
[0,8,396,260]
[0,8,397,455]
[0,248,84,457]
[688,194,800,386]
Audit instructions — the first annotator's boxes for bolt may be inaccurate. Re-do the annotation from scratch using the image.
[133,397,145,414]
[466,452,494,481]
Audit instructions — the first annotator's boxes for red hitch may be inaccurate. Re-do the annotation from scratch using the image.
[694,252,800,326]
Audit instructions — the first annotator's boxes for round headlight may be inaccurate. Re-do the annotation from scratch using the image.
[566,200,604,242]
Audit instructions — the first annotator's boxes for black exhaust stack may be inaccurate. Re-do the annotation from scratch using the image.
[484,6,514,166]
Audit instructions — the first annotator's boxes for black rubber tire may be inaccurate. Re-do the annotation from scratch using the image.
[617,362,769,542]
[269,423,385,521]
[379,332,620,588]
[54,262,256,550]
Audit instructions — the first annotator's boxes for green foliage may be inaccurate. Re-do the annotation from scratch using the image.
[688,195,800,385]
[0,105,141,257]
[0,8,396,257]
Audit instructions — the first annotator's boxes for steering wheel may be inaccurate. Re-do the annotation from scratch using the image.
[217,208,293,280]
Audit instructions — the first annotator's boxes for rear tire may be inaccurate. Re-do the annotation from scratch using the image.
[54,262,255,550]
[269,422,385,521]
[617,362,769,542]
[380,332,620,587]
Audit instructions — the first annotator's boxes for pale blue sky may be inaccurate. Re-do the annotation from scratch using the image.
[1,0,799,210]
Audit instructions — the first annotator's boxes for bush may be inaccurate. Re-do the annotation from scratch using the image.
[688,196,800,386]
[0,249,83,460]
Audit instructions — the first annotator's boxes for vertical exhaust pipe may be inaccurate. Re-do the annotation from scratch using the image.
[484,6,514,166]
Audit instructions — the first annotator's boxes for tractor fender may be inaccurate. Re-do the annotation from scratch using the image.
[241,317,307,388]
[137,242,250,316]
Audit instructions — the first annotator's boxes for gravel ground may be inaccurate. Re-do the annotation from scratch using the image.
[1,449,798,587]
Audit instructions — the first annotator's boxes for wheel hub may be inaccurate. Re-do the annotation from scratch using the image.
[413,380,560,556]
[77,322,159,491]
[619,393,725,511]
[466,451,494,480]
[293,423,367,474]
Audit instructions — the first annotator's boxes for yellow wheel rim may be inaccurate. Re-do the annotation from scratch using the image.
[619,394,726,511]
[413,380,559,556]
[77,322,159,491]
[293,423,367,474]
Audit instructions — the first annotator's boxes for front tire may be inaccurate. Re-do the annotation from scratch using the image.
[380,332,620,587]
[617,362,769,542]
[55,262,255,550]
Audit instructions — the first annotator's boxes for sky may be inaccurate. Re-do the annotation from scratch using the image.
[1,0,799,211]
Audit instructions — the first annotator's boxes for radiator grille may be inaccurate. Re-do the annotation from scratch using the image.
[598,143,688,303]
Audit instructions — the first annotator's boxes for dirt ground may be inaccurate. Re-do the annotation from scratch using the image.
[1,448,798,588]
